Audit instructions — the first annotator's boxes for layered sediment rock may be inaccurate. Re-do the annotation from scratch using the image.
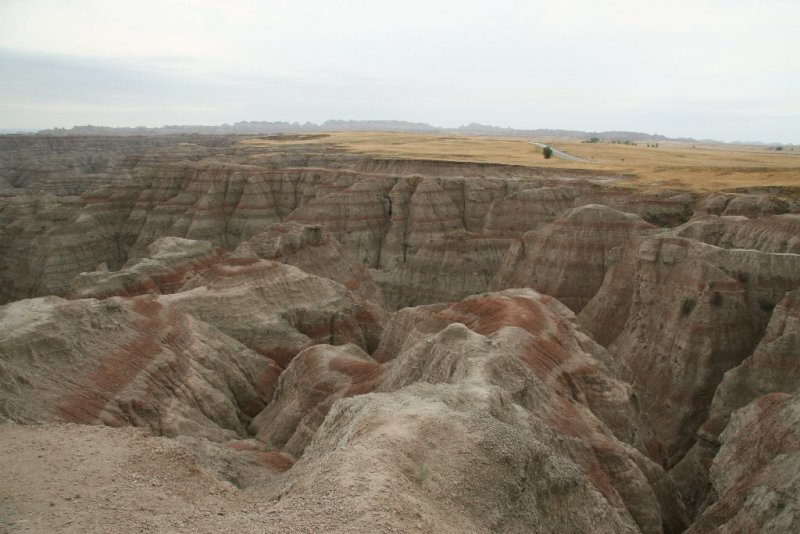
[259,290,688,532]
[375,232,512,309]
[0,163,371,303]
[248,343,380,458]
[287,175,395,267]
[4,135,800,532]
[0,176,18,196]
[579,235,800,466]
[122,163,328,254]
[450,178,514,232]
[70,237,226,299]
[671,288,800,517]
[672,215,747,247]
[0,193,84,302]
[386,178,465,262]
[687,393,800,533]
[574,189,696,226]
[232,222,386,306]
[676,213,800,254]
[156,258,384,367]
[0,162,538,304]
[0,296,277,440]
[483,186,577,236]
[703,289,800,439]
[282,383,649,532]
[492,204,655,311]
[696,192,789,218]
[0,135,192,195]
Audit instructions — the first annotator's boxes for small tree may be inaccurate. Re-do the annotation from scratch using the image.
[542,146,553,159]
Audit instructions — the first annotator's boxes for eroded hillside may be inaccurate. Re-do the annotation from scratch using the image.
[1,134,799,533]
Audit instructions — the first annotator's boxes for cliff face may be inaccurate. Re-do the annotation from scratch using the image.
[671,288,800,519]
[0,155,579,306]
[248,290,688,533]
[686,392,800,533]
[483,186,577,236]
[0,134,239,195]
[1,163,376,302]
[2,135,800,533]
[676,213,800,253]
[492,204,655,312]
[696,192,789,218]
[579,236,800,465]
[0,295,277,440]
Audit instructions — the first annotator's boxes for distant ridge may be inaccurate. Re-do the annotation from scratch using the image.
[26,120,790,146]
[33,120,439,136]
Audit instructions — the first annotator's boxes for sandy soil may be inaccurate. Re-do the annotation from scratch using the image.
[0,423,269,533]
[0,423,435,533]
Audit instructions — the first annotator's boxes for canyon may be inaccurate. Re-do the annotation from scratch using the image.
[1,133,799,533]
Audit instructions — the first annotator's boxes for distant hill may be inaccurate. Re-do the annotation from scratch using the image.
[33,120,439,137]
[454,123,673,142]
[0,128,40,134]
[27,120,792,146]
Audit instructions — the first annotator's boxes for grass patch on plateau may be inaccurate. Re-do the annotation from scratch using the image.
[243,131,800,193]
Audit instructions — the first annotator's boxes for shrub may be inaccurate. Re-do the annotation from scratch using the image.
[681,298,697,316]
[710,291,723,307]
[758,298,776,313]
[542,146,553,159]
[413,463,428,485]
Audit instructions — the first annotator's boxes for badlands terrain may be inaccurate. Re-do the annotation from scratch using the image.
[1,131,799,533]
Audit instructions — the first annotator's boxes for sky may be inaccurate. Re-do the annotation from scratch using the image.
[1,0,799,142]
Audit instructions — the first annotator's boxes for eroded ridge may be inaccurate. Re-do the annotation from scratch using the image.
[2,134,800,532]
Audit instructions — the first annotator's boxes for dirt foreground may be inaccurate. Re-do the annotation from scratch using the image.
[0,423,266,533]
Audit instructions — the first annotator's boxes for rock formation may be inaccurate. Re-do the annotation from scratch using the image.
[574,189,697,226]
[703,288,800,440]
[0,296,277,441]
[247,290,688,533]
[248,343,380,458]
[676,213,800,254]
[2,134,800,532]
[231,221,385,306]
[492,204,655,311]
[579,235,800,467]
[670,288,800,518]
[70,237,227,299]
[482,186,577,236]
[374,231,512,308]
[696,192,789,218]
[156,258,384,366]
[687,393,800,533]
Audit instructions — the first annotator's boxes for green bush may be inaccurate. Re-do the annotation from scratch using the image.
[413,463,428,485]
[681,298,697,316]
[543,146,553,159]
[758,298,776,313]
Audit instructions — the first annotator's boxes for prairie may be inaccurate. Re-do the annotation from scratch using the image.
[244,131,800,192]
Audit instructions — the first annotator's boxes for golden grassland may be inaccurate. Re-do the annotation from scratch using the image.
[242,131,800,192]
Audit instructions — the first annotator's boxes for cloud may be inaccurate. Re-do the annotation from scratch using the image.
[1,0,799,141]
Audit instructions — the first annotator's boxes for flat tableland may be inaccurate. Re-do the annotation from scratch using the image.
[243,131,800,193]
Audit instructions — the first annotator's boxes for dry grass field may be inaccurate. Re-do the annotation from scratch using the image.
[243,131,800,192]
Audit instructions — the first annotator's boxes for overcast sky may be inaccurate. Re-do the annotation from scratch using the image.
[1,0,798,142]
